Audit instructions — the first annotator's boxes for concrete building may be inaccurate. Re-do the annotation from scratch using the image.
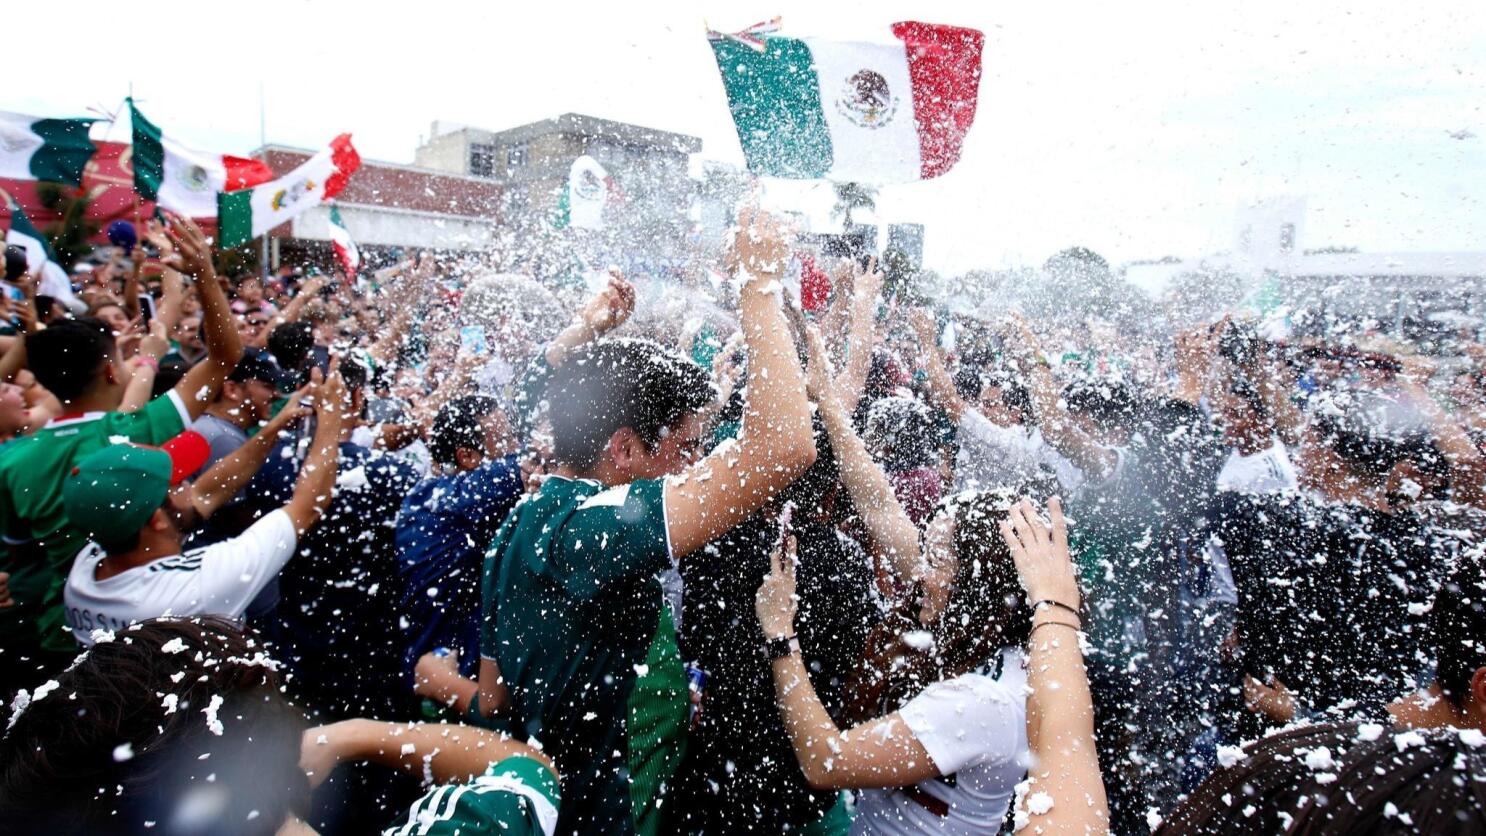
[414,113,700,220]
[414,114,702,279]
[1123,199,1486,343]
[252,145,505,270]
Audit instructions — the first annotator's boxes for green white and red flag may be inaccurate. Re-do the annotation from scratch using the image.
[216,134,360,248]
[0,111,97,186]
[128,99,273,217]
[707,20,984,183]
[326,203,360,280]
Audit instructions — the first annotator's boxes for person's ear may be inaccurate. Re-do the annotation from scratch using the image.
[1471,666,1486,708]
[606,428,643,471]
[149,507,173,533]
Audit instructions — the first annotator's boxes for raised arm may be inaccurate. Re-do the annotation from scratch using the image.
[142,222,185,332]
[271,274,327,327]
[1398,357,1486,508]
[755,537,941,790]
[805,324,923,583]
[299,719,555,789]
[366,256,434,367]
[282,373,346,533]
[664,208,817,559]
[544,269,635,369]
[834,258,884,415]
[909,308,967,421]
[118,320,169,413]
[1001,498,1109,834]
[1007,317,1117,479]
[167,213,244,420]
[190,389,310,519]
[0,274,39,384]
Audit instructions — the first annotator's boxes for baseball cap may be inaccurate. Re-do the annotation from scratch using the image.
[228,348,287,387]
[62,432,211,544]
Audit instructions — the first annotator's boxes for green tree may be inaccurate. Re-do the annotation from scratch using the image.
[829,181,877,227]
[34,182,98,269]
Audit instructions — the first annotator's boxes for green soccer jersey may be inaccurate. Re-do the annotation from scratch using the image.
[481,476,689,836]
[0,391,190,652]
[382,755,560,836]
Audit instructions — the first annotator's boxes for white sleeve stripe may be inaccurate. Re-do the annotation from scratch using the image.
[165,389,191,429]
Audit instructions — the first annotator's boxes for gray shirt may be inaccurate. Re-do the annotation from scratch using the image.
[190,413,249,475]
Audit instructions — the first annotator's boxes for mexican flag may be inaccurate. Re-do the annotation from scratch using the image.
[5,200,84,312]
[326,203,360,279]
[554,155,617,230]
[129,99,273,218]
[216,134,360,249]
[708,21,984,183]
[0,111,97,186]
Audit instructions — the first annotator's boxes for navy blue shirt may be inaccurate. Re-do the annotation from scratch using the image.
[245,440,420,720]
[395,454,524,680]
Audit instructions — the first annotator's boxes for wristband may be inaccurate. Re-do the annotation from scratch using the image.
[766,634,800,661]
[1033,599,1080,619]
[133,355,159,372]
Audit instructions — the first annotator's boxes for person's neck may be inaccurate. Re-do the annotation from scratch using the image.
[61,389,122,417]
[1233,428,1273,457]
[96,533,183,581]
[205,401,253,430]
[1321,472,1390,513]
[1388,684,1484,732]
[553,461,623,486]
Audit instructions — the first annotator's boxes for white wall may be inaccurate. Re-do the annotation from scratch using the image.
[291,203,498,251]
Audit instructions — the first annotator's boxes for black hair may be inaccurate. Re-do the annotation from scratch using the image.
[845,489,1036,724]
[429,395,501,466]
[1158,720,1486,834]
[956,364,1034,425]
[545,338,713,469]
[152,358,190,399]
[24,317,116,403]
[1430,552,1486,705]
[862,396,940,472]
[266,321,314,372]
[0,618,308,835]
[1309,391,1419,482]
[34,295,58,321]
[1063,377,1140,430]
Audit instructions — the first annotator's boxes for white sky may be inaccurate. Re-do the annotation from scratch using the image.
[7,0,1484,281]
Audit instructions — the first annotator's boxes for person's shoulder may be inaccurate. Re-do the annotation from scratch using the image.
[66,542,106,581]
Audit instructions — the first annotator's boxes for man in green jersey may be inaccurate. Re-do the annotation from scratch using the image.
[0,213,243,693]
[421,209,817,835]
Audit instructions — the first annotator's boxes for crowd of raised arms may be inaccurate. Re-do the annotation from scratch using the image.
[0,208,1482,836]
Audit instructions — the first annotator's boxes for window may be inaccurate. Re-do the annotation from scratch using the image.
[506,143,528,170]
[469,143,495,178]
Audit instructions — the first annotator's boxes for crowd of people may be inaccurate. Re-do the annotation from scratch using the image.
[0,204,1482,835]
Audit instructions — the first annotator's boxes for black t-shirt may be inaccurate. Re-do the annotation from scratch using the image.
[675,514,876,832]
[1214,491,1442,715]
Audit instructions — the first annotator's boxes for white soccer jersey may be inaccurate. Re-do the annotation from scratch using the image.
[64,510,297,646]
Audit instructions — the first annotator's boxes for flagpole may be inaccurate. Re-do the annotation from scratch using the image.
[259,83,270,280]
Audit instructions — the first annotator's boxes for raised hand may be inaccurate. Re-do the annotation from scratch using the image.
[139,318,170,360]
[161,212,215,281]
[578,270,636,337]
[853,255,884,303]
[733,206,790,279]
[755,535,799,640]
[1000,497,1081,611]
[803,324,836,404]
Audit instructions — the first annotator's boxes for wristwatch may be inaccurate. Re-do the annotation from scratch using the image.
[766,634,800,661]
